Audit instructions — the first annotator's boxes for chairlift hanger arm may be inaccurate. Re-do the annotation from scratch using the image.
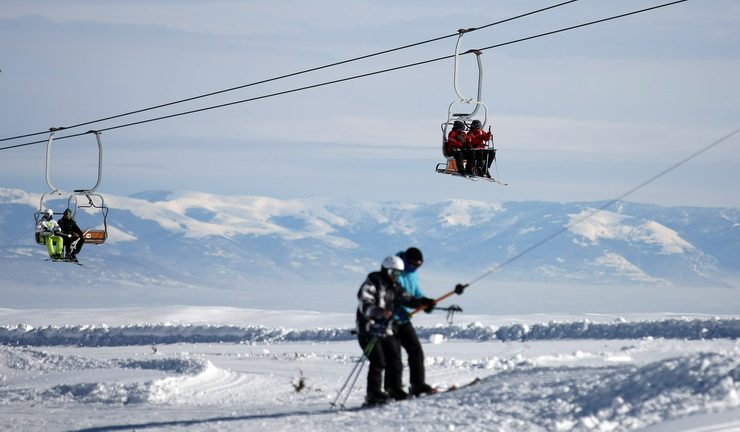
[44,129,103,195]
[452,33,485,121]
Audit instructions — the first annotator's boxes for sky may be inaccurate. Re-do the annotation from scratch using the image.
[1,0,739,207]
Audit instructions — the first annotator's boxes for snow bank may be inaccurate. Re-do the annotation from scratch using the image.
[0,345,209,405]
[1,317,738,347]
[435,352,740,431]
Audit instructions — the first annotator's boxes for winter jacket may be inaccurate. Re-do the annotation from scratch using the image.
[446,129,468,151]
[356,271,423,337]
[468,129,492,149]
[58,217,84,237]
[35,218,61,237]
[394,251,427,324]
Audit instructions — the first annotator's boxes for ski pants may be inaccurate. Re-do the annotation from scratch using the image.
[358,333,402,397]
[470,149,495,174]
[63,232,84,256]
[44,235,64,257]
[451,149,475,175]
[387,321,426,390]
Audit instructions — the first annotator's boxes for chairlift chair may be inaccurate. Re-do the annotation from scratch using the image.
[34,129,109,249]
[435,31,504,185]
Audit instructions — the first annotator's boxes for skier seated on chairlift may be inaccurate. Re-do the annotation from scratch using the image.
[35,209,66,260]
[446,121,475,176]
[58,208,84,262]
[468,119,494,178]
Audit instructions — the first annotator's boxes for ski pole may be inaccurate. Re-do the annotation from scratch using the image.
[338,353,367,408]
[330,335,378,408]
[331,352,367,408]
[409,283,468,316]
[330,350,367,408]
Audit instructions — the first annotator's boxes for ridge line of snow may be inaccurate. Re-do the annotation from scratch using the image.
[1,318,738,347]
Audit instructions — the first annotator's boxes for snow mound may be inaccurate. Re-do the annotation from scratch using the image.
[0,346,211,405]
[406,352,740,431]
[0,346,205,375]
[1,318,738,347]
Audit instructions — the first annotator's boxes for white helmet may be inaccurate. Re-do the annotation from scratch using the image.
[381,256,404,271]
[43,208,54,218]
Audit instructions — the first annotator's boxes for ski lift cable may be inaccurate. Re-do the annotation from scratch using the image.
[0,0,689,152]
[465,126,740,288]
[0,0,581,144]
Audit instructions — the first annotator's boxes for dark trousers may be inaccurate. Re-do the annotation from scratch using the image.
[396,321,426,387]
[469,149,495,175]
[64,233,85,256]
[358,333,402,397]
[452,149,475,175]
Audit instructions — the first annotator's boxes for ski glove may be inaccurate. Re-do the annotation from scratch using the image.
[367,319,390,337]
[454,283,468,295]
[420,297,436,314]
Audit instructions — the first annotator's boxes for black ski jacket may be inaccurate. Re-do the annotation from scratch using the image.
[355,271,425,337]
[58,217,84,237]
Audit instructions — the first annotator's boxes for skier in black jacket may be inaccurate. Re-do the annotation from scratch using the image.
[356,255,435,405]
[58,209,85,261]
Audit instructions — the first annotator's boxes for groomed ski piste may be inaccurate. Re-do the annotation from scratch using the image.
[1,308,738,432]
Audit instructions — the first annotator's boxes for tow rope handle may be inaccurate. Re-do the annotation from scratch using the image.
[410,283,468,316]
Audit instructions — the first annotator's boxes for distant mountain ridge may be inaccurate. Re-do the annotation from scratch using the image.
[1,188,738,310]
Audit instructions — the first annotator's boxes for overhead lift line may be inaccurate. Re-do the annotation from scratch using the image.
[0,0,580,144]
[0,0,688,152]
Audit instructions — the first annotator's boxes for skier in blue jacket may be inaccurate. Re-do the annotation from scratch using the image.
[390,247,437,396]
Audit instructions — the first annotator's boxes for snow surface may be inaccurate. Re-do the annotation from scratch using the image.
[1,308,738,432]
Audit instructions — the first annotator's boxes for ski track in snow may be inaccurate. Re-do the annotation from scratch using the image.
[0,312,738,431]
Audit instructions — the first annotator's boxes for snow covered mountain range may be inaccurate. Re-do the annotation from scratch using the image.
[1,188,738,310]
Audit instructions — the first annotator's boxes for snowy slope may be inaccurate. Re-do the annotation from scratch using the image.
[1,188,739,311]
[0,307,738,432]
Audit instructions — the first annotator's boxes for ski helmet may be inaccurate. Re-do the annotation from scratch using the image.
[43,208,54,218]
[453,120,465,130]
[471,120,482,129]
[381,255,404,271]
[63,208,73,217]
[381,255,404,279]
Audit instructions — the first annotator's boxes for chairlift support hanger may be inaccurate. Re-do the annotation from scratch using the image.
[35,129,109,246]
[449,28,488,125]
[436,30,504,184]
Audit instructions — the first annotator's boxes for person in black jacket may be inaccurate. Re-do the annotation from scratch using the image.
[356,256,434,406]
[58,208,85,261]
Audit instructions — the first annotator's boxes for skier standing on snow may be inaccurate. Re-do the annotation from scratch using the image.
[356,256,435,405]
[391,247,437,396]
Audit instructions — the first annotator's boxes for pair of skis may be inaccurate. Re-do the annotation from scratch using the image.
[350,377,483,410]
[44,256,87,267]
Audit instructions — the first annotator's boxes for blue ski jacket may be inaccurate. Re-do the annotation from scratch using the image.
[394,251,426,324]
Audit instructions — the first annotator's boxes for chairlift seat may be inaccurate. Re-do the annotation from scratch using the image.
[83,230,107,245]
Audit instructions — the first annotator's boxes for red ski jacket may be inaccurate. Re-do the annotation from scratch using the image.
[446,130,468,150]
[467,129,492,149]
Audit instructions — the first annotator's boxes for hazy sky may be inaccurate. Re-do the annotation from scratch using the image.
[1,0,739,207]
